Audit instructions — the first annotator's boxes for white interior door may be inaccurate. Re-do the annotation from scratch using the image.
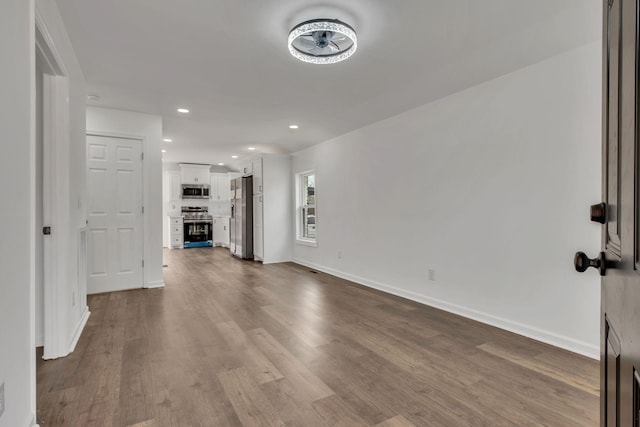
[87,135,143,294]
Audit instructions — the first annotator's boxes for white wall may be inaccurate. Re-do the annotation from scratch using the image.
[87,107,164,288]
[292,42,602,358]
[0,1,35,425]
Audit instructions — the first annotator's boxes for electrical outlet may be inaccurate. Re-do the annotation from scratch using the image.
[0,381,5,418]
[337,250,342,259]
[428,269,436,281]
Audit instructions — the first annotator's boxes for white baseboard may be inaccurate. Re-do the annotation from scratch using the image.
[292,258,599,360]
[24,411,38,427]
[144,280,165,289]
[68,306,90,354]
[35,333,43,348]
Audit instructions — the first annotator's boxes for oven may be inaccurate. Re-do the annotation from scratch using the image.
[183,219,213,248]
[181,206,213,248]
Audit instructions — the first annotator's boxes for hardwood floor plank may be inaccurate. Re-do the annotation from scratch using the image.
[477,342,599,396]
[261,304,330,348]
[218,367,286,427]
[216,320,284,384]
[375,415,417,427]
[310,394,370,427]
[246,328,335,403]
[36,247,599,426]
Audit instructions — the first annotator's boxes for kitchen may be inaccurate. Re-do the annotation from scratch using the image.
[162,155,292,264]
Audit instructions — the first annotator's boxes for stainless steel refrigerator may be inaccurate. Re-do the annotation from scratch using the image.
[230,176,253,260]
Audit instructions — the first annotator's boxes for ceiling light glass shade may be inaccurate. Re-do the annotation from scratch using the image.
[288,19,357,64]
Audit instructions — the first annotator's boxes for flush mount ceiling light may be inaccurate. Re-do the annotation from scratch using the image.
[288,19,357,65]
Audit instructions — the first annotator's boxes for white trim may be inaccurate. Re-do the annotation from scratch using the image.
[68,306,90,353]
[36,10,72,361]
[42,74,70,360]
[29,0,36,423]
[23,412,38,427]
[34,10,67,76]
[144,280,166,289]
[295,238,317,247]
[295,169,317,244]
[292,258,599,360]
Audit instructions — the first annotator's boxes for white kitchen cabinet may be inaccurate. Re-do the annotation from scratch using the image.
[241,154,291,263]
[252,158,263,195]
[168,171,181,201]
[210,173,231,201]
[240,162,253,177]
[168,216,183,249]
[253,194,263,261]
[218,175,230,201]
[180,163,211,184]
[213,217,230,247]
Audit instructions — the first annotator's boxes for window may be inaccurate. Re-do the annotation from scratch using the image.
[297,171,316,245]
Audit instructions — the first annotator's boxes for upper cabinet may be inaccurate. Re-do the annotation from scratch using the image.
[168,171,181,201]
[240,162,253,177]
[210,173,231,201]
[249,154,291,264]
[180,163,211,184]
[252,158,263,195]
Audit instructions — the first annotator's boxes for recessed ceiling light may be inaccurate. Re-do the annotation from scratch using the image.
[177,108,190,114]
[289,125,299,129]
[218,163,225,166]
[248,147,256,151]
[161,149,167,153]
[231,155,239,159]
[163,138,173,142]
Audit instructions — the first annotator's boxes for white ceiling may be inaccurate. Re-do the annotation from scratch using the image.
[55,0,600,168]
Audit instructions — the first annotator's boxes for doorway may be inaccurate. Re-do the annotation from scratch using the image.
[86,134,144,294]
[35,13,78,360]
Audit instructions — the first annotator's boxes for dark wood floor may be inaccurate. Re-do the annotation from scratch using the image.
[37,247,599,426]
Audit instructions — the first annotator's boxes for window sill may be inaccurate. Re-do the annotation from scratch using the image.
[296,238,317,247]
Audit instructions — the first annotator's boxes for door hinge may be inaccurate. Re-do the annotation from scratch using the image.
[142,260,144,267]
[141,152,144,160]
[142,206,144,214]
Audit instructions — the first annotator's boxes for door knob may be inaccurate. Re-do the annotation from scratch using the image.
[590,202,606,223]
[574,251,608,276]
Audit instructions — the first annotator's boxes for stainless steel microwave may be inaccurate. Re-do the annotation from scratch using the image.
[182,184,210,199]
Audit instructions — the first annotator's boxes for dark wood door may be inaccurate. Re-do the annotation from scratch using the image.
[592,0,640,425]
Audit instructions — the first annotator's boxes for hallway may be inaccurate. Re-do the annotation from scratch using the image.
[37,248,599,426]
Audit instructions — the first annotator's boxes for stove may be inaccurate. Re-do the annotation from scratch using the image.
[181,206,213,223]
[181,206,213,248]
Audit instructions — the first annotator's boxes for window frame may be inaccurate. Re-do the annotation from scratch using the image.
[296,170,317,246]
